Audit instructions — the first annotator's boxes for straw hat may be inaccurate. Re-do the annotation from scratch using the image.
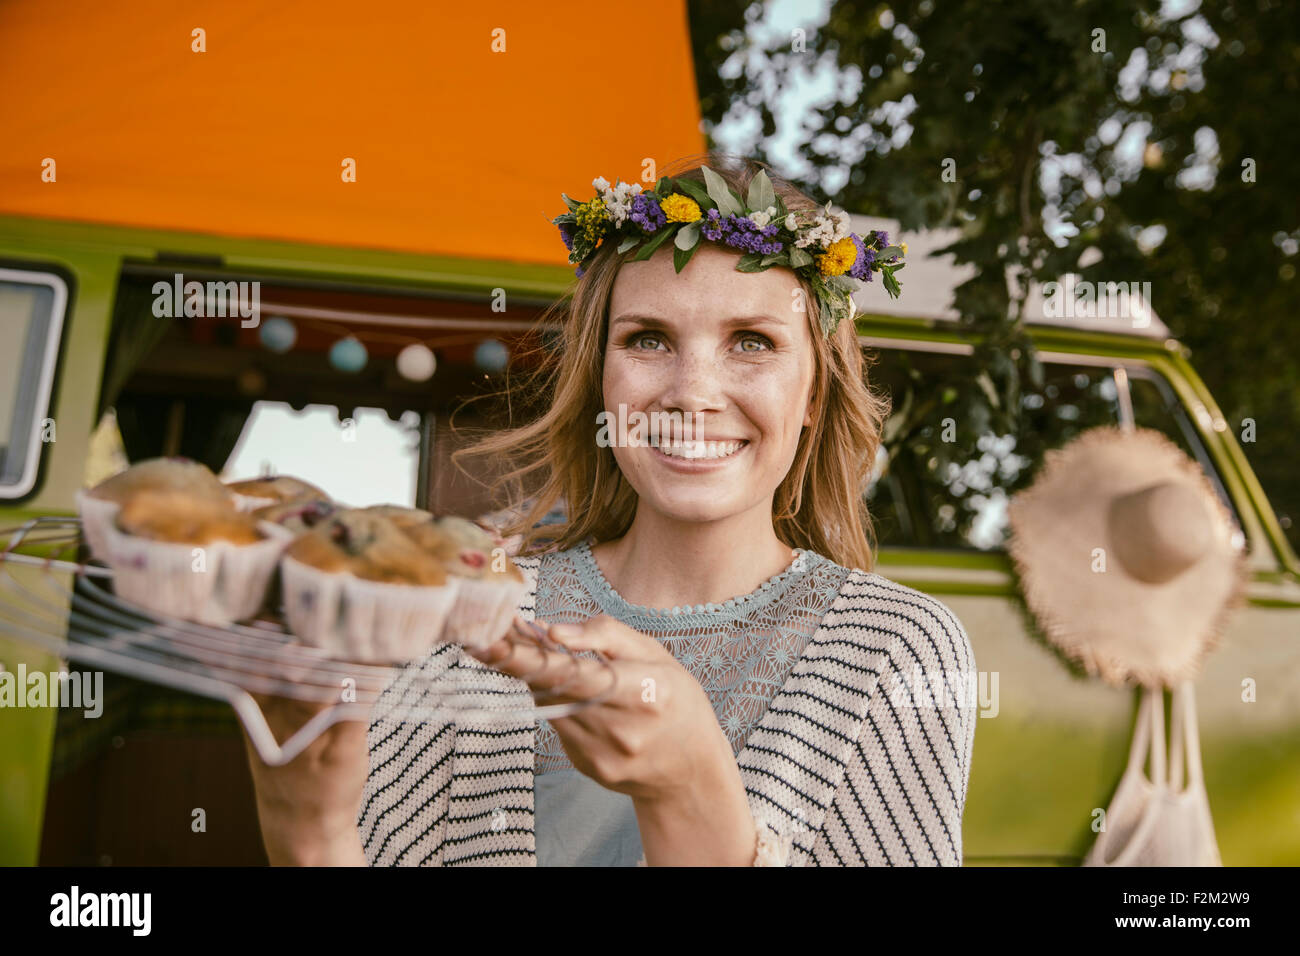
[1007,426,1249,688]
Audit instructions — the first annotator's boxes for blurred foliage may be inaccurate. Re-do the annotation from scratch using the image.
[687,0,1299,554]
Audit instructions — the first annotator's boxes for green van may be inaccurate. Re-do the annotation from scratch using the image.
[2,210,1297,866]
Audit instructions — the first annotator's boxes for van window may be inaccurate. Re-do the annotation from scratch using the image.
[221,402,421,506]
[1126,370,1242,536]
[865,346,1241,551]
[0,268,67,498]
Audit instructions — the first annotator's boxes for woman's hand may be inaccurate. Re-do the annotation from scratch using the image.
[466,615,760,865]
[466,615,726,803]
[240,693,371,866]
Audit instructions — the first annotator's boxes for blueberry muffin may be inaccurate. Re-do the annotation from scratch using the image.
[254,497,337,535]
[285,510,447,585]
[225,475,328,510]
[279,510,459,661]
[420,516,526,649]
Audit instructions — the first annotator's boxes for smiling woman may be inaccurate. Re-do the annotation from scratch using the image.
[349,153,978,867]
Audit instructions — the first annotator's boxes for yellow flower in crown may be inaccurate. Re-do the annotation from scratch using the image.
[901,242,909,255]
[660,194,702,223]
[575,197,610,244]
[817,236,857,277]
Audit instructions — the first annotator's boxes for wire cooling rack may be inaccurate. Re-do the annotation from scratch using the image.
[0,516,616,765]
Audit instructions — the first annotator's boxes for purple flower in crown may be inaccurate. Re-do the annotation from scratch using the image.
[848,234,875,280]
[703,211,784,256]
[558,222,575,252]
[872,229,890,249]
[701,208,725,242]
[630,193,666,233]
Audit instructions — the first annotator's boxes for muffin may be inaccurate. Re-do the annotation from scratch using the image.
[359,504,436,532]
[419,516,527,650]
[225,475,329,511]
[279,510,460,661]
[100,488,293,626]
[77,457,232,560]
[117,490,263,545]
[254,497,337,535]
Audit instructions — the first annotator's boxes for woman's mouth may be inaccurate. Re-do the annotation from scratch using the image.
[648,438,750,469]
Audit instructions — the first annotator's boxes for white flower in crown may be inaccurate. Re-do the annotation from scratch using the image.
[832,208,852,241]
[794,201,852,249]
[796,220,834,249]
[597,179,644,227]
[784,213,798,231]
[748,205,779,228]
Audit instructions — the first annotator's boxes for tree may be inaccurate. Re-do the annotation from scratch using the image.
[688,0,1300,552]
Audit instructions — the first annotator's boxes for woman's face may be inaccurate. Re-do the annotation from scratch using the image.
[603,242,816,526]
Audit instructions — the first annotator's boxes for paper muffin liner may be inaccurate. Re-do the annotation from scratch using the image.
[279,556,461,662]
[101,521,294,627]
[76,490,121,562]
[440,572,529,650]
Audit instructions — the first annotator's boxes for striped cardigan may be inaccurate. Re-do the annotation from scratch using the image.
[358,554,977,866]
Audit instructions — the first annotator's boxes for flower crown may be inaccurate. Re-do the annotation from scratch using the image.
[552,165,906,337]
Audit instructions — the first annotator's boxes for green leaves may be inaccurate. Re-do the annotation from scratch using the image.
[673,177,712,209]
[672,220,702,272]
[735,252,766,272]
[881,266,902,299]
[617,233,642,254]
[674,220,701,248]
[701,165,744,217]
[789,246,813,269]
[630,223,678,262]
[747,169,776,213]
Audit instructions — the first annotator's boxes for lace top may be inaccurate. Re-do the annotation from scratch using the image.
[533,539,852,773]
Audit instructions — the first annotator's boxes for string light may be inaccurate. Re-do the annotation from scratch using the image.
[396,343,437,381]
[474,339,509,373]
[251,309,523,378]
[328,336,368,372]
[259,316,297,353]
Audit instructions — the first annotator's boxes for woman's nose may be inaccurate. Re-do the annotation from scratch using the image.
[659,350,727,416]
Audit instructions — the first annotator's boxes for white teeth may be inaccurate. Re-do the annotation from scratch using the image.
[655,440,745,460]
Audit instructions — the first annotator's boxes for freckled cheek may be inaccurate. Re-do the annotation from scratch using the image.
[602,357,658,409]
[744,362,809,423]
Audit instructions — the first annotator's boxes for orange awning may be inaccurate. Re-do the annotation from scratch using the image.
[0,0,706,265]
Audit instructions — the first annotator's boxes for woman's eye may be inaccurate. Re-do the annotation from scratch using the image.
[630,333,664,350]
[738,333,774,352]
[627,332,772,351]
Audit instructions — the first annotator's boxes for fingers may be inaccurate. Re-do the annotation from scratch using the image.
[466,618,620,703]
[544,614,667,661]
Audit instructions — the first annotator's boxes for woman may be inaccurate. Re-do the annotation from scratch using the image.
[245,153,976,867]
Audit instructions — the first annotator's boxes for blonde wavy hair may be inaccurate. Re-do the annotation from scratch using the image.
[450,152,891,571]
